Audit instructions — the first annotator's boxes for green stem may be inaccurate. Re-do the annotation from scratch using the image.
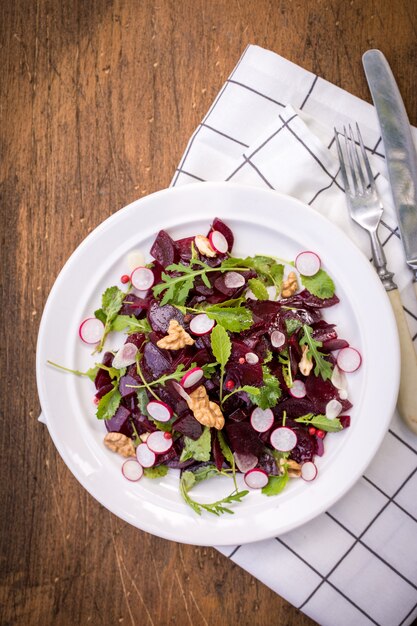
[47,360,89,377]
[158,266,251,293]
[135,357,161,402]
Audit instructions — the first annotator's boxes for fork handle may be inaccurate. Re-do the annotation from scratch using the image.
[387,288,417,434]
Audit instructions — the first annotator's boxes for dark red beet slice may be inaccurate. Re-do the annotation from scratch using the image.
[175,236,194,262]
[132,413,158,434]
[322,338,349,351]
[213,273,246,297]
[211,218,234,250]
[125,332,147,350]
[147,301,184,333]
[315,436,325,456]
[257,450,280,476]
[212,434,225,471]
[119,375,139,398]
[173,412,203,441]
[274,397,316,419]
[95,383,114,399]
[150,230,178,268]
[305,375,338,413]
[228,408,247,422]
[119,294,149,317]
[311,321,337,343]
[290,426,317,463]
[340,415,351,429]
[225,422,264,456]
[284,290,339,309]
[142,341,172,379]
[105,405,131,434]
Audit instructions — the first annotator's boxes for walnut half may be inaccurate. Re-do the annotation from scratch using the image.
[186,385,225,430]
[279,457,301,478]
[194,235,216,258]
[104,432,136,458]
[156,319,195,350]
[281,271,298,298]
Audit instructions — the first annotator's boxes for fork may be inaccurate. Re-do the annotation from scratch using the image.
[335,124,417,434]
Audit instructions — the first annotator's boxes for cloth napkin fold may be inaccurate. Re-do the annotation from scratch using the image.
[171,45,417,626]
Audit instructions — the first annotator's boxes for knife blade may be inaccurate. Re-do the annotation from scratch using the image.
[363,49,417,283]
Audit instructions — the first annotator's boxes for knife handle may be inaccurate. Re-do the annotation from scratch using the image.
[387,288,417,434]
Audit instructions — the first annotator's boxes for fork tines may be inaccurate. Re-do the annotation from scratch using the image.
[334,123,377,196]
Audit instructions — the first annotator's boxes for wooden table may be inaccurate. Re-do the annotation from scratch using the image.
[1,1,416,624]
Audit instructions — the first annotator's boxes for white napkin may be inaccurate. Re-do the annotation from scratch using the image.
[171,45,417,626]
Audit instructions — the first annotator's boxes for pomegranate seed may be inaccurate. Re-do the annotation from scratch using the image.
[225,380,235,390]
[93,396,100,405]
[163,432,172,440]
[316,430,325,439]
[239,357,245,364]
[308,426,316,435]
[120,274,130,284]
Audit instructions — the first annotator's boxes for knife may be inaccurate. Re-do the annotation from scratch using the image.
[363,49,417,433]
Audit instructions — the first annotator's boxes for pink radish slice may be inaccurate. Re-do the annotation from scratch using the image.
[79,317,104,344]
[245,352,259,365]
[331,365,347,390]
[295,251,321,276]
[112,342,138,369]
[301,461,318,482]
[146,431,173,454]
[146,400,173,422]
[325,399,343,420]
[270,427,298,452]
[224,272,245,289]
[209,230,228,254]
[290,380,306,399]
[250,407,274,433]
[136,443,156,468]
[234,452,258,473]
[130,266,154,291]
[339,389,348,400]
[180,367,204,389]
[189,313,215,335]
[122,459,143,482]
[337,347,362,373]
[244,468,269,489]
[271,330,285,348]
[172,381,191,401]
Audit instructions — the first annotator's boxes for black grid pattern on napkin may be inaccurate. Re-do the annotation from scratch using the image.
[172,47,417,626]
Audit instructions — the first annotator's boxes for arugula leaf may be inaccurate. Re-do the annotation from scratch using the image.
[301,269,335,299]
[248,365,281,409]
[47,360,99,381]
[205,307,253,332]
[144,465,169,479]
[180,427,212,462]
[96,385,121,420]
[262,473,289,496]
[111,315,151,334]
[248,278,269,300]
[278,349,293,389]
[217,430,238,490]
[299,325,333,381]
[284,318,302,336]
[179,466,249,516]
[211,325,232,401]
[295,413,343,432]
[95,286,126,352]
[223,385,260,403]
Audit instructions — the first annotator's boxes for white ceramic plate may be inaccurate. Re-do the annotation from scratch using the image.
[36,182,399,546]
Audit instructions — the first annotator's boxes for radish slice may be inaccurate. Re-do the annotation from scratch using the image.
[234,452,258,473]
[126,250,145,272]
[180,367,204,389]
[79,317,104,344]
[245,352,259,365]
[172,381,191,401]
[146,431,173,454]
[209,230,228,253]
[271,330,285,348]
[122,459,143,482]
[331,365,347,390]
[244,468,269,489]
[189,313,215,335]
[301,461,318,482]
[326,399,343,420]
[136,443,156,468]
[295,251,321,276]
[130,266,154,291]
[337,347,362,373]
[339,389,348,400]
[112,342,138,369]
[250,407,274,433]
[290,380,306,399]
[147,400,173,422]
[270,427,298,452]
[224,272,245,289]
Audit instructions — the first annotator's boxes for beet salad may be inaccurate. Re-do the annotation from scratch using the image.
[48,218,362,515]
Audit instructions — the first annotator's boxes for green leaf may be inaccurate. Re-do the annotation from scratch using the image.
[96,385,121,420]
[223,384,260,403]
[262,473,289,496]
[102,286,126,317]
[210,324,232,369]
[284,318,302,336]
[248,278,269,300]
[269,263,285,291]
[299,325,333,381]
[180,427,212,462]
[295,413,343,432]
[179,466,249,516]
[205,307,253,332]
[144,465,169,479]
[301,269,335,299]
[278,349,293,389]
[111,315,151,334]
[248,366,281,409]
[94,308,107,324]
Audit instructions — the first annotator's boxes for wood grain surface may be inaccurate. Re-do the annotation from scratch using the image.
[1,1,416,624]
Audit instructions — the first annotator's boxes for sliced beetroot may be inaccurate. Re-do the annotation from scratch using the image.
[119,375,139,398]
[133,413,158,434]
[142,341,172,379]
[125,332,147,350]
[225,422,264,457]
[340,415,351,429]
[173,412,203,440]
[211,218,234,250]
[175,236,194,262]
[257,450,281,476]
[194,276,214,296]
[311,321,337,343]
[305,375,339,412]
[244,468,268,489]
[323,338,349,351]
[147,301,184,333]
[274,397,316,419]
[105,405,131,434]
[228,408,247,422]
[119,294,149,317]
[150,230,178,268]
[212,434,225,472]
[290,427,317,463]
[226,361,263,387]
[285,289,340,309]
[94,353,114,389]
[315,436,325,457]
[95,383,115,400]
